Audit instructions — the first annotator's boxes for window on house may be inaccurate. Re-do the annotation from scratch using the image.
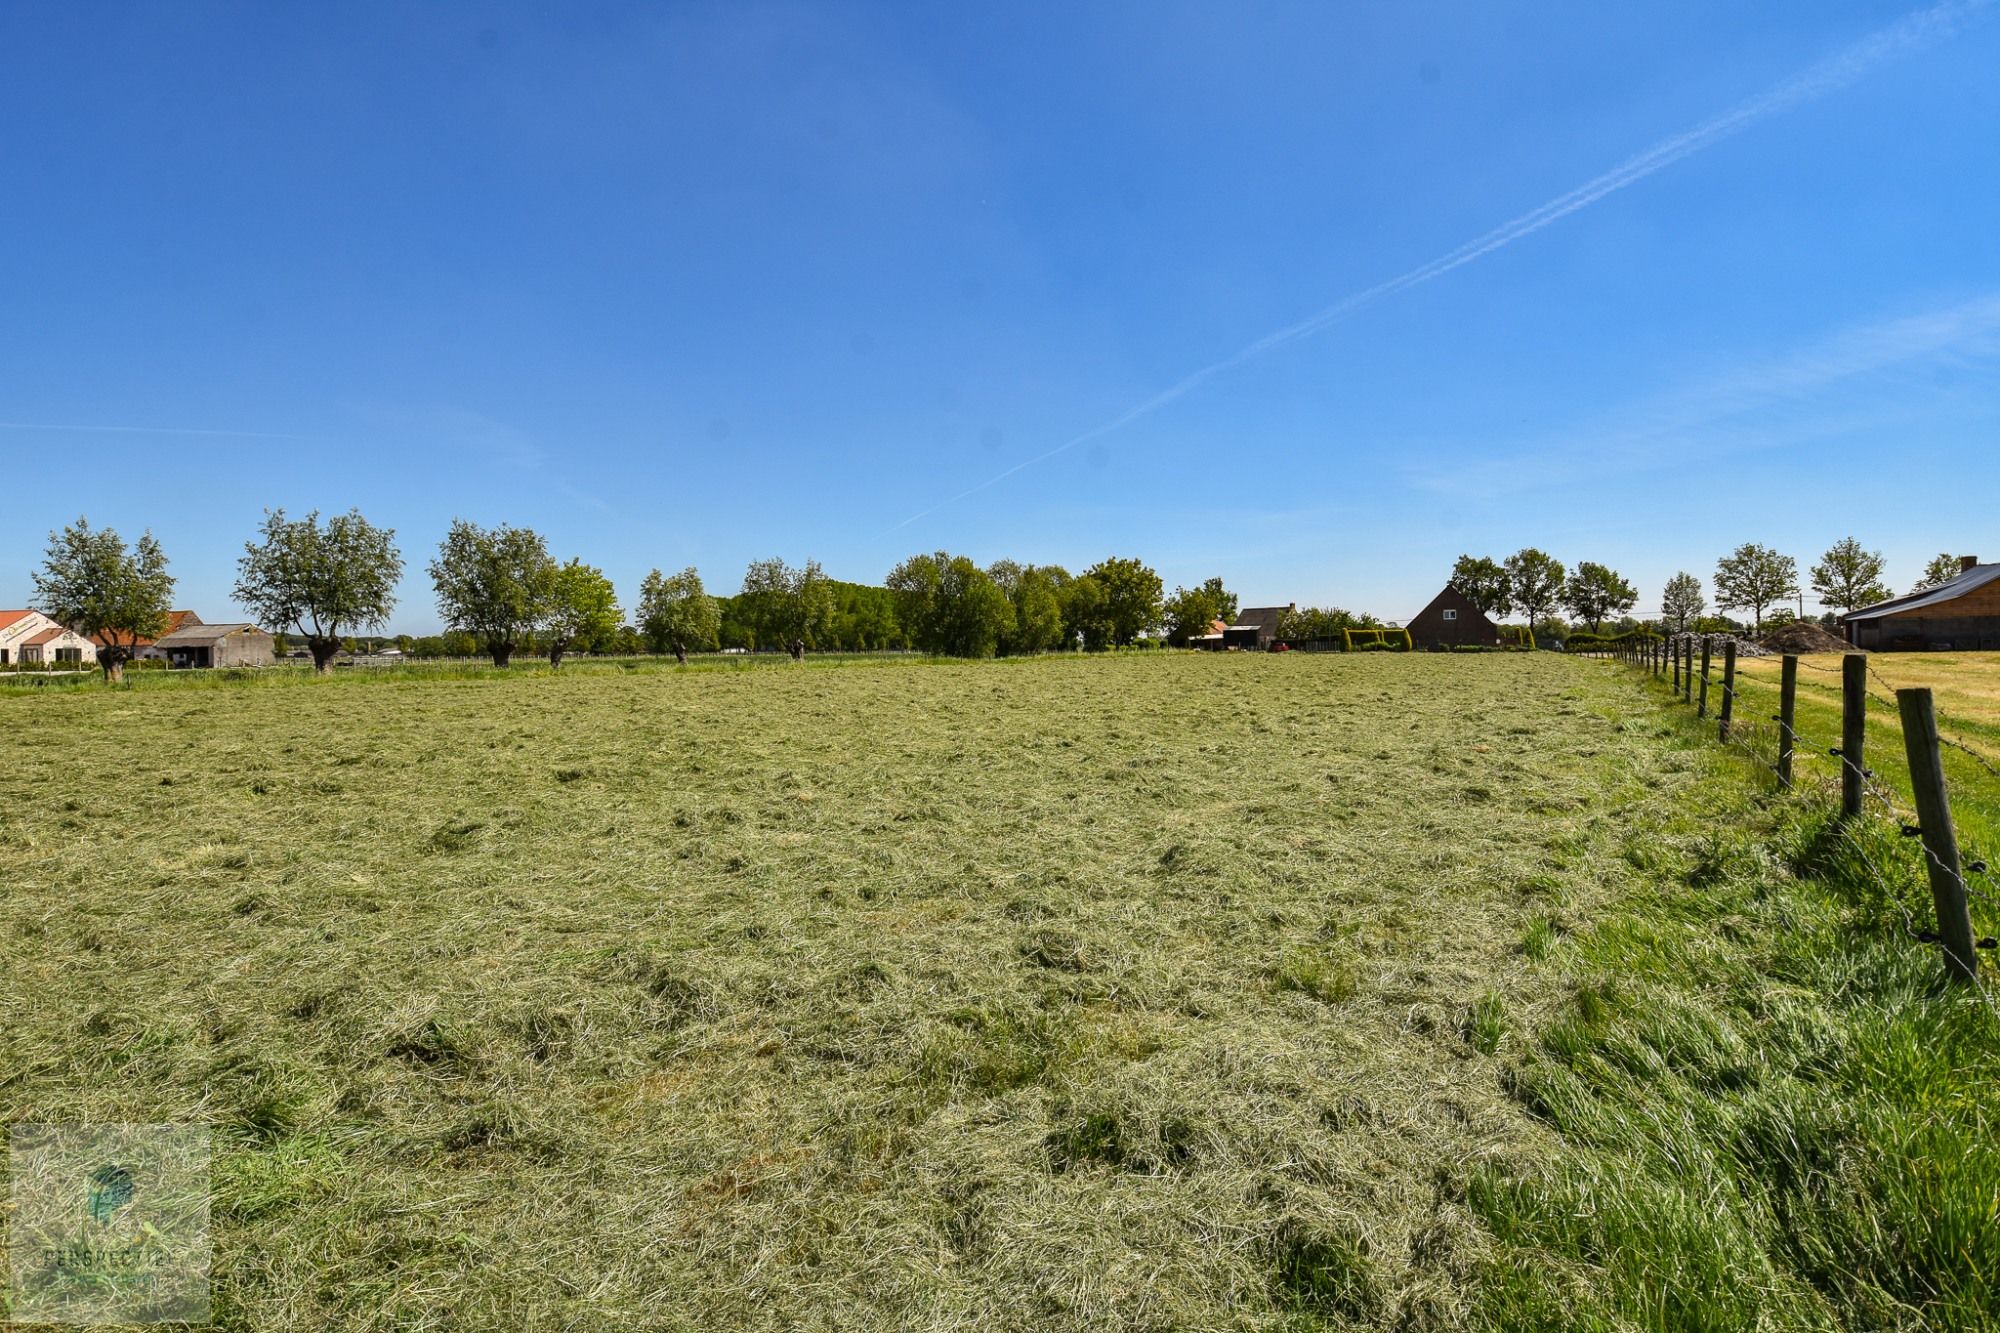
[1442,609,1457,621]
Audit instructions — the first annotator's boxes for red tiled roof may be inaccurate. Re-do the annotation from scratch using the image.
[0,610,37,631]
[22,628,68,645]
[88,609,201,650]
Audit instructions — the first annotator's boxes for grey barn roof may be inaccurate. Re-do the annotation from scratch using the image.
[1844,564,2000,622]
[154,623,266,646]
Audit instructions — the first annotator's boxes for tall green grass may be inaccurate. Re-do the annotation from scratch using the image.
[1469,664,2000,1331]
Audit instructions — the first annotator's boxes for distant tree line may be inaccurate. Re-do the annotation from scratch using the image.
[28,512,1967,680]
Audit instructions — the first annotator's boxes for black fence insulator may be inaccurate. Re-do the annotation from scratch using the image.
[1918,930,1940,943]
[1900,824,1923,838]
[1969,860,1989,874]
[1829,746,1843,757]
[1978,937,1998,950]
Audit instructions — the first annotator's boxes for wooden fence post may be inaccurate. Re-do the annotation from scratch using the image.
[1697,638,1711,719]
[1683,638,1693,703]
[1897,687,1979,983]
[1777,654,1797,788]
[1718,641,1737,742]
[1672,636,1681,693]
[1841,653,1866,820]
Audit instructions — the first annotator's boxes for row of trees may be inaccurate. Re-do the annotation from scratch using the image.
[885,554,1169,656]
[34,511,1964,680]
[1448,550,1638,637]
[1451,538,1963,641]
[1656,538,1959,634]
[29,513,1236,676]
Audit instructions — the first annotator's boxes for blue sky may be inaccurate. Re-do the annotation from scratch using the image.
[4,1,1997,631]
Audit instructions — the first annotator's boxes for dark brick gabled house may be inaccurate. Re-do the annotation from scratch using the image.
[1229,605,1294,650]
[1407,585,1501,649]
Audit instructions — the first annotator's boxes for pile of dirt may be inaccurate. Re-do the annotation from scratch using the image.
[1761,621,1851,654]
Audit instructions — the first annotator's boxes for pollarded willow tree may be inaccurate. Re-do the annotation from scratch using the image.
[429,519,553,667]
[638,567,720,663]
[32,518,174,683]
[233,508,403,673]
[540,558,621,667]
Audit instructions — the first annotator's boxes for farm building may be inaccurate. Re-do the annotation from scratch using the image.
[153,622,277,669]
[1407,586,1502,650]
[1188,618,1229,650]
[0,610,97,665]
[1843,556,2000,651]
[1229,605,1295,651]
[92,610,204,661]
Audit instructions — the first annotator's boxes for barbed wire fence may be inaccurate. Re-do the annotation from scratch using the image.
[1576,631,2000,1005]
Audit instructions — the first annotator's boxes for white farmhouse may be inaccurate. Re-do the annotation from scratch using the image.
[0,610,98,666]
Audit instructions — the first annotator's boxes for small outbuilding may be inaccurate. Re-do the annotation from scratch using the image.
[1843,556,2000,651]
[153,623,277,669]
[1407,586,1502,650]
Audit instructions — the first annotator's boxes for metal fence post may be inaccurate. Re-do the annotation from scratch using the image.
[1897,687,1979,983]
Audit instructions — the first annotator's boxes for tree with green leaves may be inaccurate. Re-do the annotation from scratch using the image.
[540,558,620,667]
[32,518,174,684]
[1561,561,1637,633]
[1713,543,1798,631]
[1661,572,1706,634]
[232,508,402,674]
[638,567,719,662]
[1061,574,1111,651]
[1081,556,1163,646]
[1449,555,1512,617]
[886,551,1015,657]
[990,562,1066,654]
[1913,552,1963,592]
[738,557,836,654]
[1162,576,1236,647]
[1809,537,1890,615]
[1276,606,1373,641]
[1504,548,1566,644]
[429,520,554,667]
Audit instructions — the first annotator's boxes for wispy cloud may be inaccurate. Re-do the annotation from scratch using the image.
[892,0,1990,530]
[1408,292,2000,495]
[0,421,302,439]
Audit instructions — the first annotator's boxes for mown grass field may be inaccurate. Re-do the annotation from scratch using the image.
[3,653,1995,1330]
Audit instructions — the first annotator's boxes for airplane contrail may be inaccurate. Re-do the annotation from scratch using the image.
[0,421,302,439]
[893,0,1989,531]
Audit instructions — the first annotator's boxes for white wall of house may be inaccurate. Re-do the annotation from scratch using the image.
[0,612,98,666]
